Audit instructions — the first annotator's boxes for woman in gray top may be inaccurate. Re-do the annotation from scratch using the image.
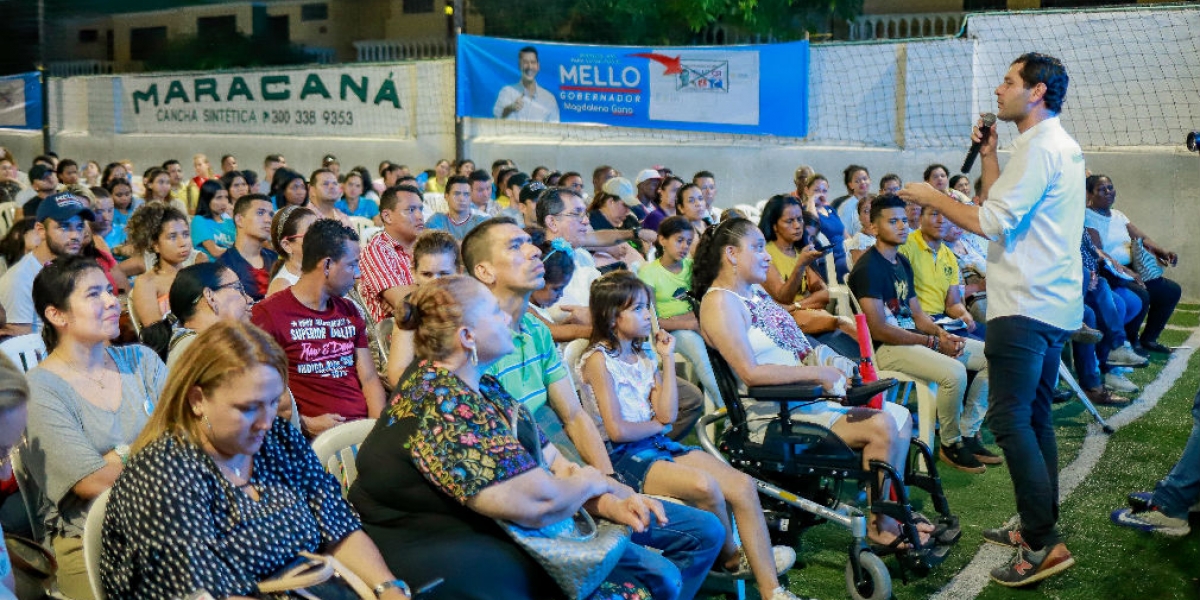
[23,256,166,599]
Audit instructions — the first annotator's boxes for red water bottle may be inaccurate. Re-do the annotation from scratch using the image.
[854,313,883,409]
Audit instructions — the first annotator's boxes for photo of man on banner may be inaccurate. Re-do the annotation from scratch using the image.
[492,45,560,122]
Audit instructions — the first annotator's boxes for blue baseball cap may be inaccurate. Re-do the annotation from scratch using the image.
[36,192,95,224]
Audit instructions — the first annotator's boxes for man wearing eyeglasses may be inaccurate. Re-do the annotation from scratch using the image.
[252,219,385,437]
[534,187,704,439]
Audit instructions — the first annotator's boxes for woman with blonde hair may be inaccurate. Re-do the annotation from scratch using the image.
[101,321,408,599]
[186,153,216,212]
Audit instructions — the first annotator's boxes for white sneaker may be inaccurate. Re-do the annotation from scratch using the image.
[770,587,817,600]
[1104,372,1139,394]
[1109,344,1149,367]
[771,545,798,574]
[723,545,797,579]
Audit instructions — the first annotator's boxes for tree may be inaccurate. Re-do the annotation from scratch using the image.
[469,0,863,45]
[142,31,311,72]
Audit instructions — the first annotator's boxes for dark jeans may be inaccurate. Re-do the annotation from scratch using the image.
[813,329,862,360]
[1073,305,1102,390]
[985,315,1070,550]
[1152,385,1200,519]
[1141,277,1182,344]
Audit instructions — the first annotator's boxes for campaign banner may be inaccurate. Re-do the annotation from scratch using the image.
[114,64,414,137]
[456,34,808,137]
[0,72,43,130]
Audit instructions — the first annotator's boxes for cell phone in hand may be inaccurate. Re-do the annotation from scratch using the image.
[813,243,835,254]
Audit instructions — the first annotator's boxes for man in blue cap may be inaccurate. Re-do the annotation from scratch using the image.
[0,192,94,334]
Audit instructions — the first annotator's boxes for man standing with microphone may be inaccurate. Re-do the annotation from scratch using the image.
[898,52,1083,587]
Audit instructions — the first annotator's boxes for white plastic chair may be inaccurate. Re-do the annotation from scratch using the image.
[844,289,940,449]
[125,295,142,338]
[311,418,377,497]
[10,447,48,547]
[349,216,375,240]
[0,202,16,241]
[83,488,112,600]
[823,250,853,318]
[422,192,447,218]
[0,334,45,372]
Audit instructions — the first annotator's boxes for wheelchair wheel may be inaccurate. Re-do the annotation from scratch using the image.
[844,551,891,600]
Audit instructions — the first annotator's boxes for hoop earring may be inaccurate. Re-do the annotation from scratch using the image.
[469,346,478,366]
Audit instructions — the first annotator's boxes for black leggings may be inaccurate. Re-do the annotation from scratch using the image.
[1112,276,1181,345]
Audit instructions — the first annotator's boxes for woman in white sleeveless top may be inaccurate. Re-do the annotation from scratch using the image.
[693,217,928,549]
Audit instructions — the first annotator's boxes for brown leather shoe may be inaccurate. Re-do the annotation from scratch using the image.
[1084,387,1130,406]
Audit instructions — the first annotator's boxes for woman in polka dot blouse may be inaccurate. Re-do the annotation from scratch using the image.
[99,322,407,600]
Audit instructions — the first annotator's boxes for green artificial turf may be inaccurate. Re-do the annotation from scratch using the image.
[700,307,1199,600]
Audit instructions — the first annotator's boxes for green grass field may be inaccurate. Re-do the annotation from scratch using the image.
[704,304,1200,600]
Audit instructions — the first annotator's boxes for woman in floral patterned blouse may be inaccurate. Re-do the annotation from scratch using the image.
[350,275,668,600]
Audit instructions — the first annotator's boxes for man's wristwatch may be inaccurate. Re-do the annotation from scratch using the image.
[630,226,642,241]
[373,579,411,598]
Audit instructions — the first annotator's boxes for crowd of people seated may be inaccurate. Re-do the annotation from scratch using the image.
[0,145,1187,599]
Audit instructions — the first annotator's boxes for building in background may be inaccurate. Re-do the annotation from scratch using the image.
[48,0,483,75]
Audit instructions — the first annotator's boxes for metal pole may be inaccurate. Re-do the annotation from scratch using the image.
[38,0,51,154]
[453,0,465,162]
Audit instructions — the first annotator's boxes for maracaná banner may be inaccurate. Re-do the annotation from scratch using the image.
[115,64,415,138]
[456,34,808,137]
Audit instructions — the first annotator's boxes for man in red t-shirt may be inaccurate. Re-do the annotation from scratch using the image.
[252,219,386,436]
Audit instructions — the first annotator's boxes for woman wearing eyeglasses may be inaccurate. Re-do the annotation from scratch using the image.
[23,256,168,599]
[138,262,251,370]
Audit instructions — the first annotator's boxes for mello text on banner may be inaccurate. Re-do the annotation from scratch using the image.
[456,35,807,137]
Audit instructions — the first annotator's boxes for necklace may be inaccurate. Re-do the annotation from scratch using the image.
[215,456,254,488]
[449,211,472,226]
[59,354,109,389]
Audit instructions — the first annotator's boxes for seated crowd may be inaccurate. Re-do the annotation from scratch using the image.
[0,146,1185,600]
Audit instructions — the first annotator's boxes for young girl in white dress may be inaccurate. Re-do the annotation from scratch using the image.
[576,271,807,600]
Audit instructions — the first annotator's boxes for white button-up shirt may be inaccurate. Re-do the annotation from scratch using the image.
[978,116,1084,331]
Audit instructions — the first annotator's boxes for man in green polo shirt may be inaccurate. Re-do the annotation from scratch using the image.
[461,217,726,600]
[900,206,984,339]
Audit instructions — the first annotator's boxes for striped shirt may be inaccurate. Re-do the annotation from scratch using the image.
[484,312,566,415]
[357,230,414,323]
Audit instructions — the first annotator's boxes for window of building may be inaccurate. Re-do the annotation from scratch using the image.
[197,15,238,39]
[78,29,99,43]
[267,14,290,43]
[301,3,329,21]
[403,0,435,14]
[130,26,168,61]
[963,0,1005,10]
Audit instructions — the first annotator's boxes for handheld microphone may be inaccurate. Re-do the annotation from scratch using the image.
[961,113,997,173]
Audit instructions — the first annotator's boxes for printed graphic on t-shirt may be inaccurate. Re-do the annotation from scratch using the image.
[887,262,916,330]
[289,316,358,377]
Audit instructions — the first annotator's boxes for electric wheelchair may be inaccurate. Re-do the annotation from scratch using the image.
[696,346,961,600]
